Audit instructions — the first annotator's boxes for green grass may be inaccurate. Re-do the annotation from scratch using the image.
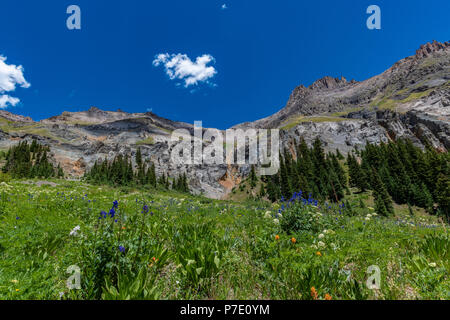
[135,137,155,146]
[281,116,353,131]
[0,179,447,300]
[371,88,434,111]
[329,107,364,117]
[0,121,68,143]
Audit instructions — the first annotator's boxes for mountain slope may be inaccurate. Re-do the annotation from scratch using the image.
[0,40,449,199]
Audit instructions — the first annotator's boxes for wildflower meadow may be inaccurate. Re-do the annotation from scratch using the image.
[0,180,448,300]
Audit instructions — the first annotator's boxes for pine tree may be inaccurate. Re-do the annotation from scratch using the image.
[435,174,449,218]
[135,147,142,167]
[249,165,257,189]
[279,155,292,199]
[371,168,394,216]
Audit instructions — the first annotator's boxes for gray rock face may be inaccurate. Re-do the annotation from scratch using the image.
[281,120,390,155]
[0,41,449,199]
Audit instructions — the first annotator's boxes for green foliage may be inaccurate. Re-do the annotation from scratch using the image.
[249,165,257,189]
[102,267,159,300]
[84,153,187,193]
[347,139,448,219]
[0,177,448,300]
[435,174,449,218]
[280,203,326,235]
[174,223,224,294]
[265,137,347,203]
[2,140,59,179]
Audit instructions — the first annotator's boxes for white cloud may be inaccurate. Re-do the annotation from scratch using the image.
[0,95,20,109]
[0,55,30,108]
[153,53,217,87]
[221,4,228,10]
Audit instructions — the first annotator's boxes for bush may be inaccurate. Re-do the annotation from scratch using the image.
[0,172,11,183]
[280,202,325,235]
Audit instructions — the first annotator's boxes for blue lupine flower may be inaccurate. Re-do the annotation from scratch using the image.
[142,205,149,214]
[100,210,107,219]
[119,246,125,253]
[113,200,119,209]
[16,216,20,220]
[109,208,116,218]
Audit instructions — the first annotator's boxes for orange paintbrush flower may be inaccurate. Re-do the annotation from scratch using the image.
[310,287,318,300]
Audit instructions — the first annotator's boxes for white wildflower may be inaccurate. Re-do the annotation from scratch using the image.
[318,233,325,239]
[318,241,326,248]
[273,219,279,225]
[264,211,272,219]
[428,262,437,268]
[69,225,81,237]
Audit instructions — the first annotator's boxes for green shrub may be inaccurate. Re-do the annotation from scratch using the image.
[280,203,326,235]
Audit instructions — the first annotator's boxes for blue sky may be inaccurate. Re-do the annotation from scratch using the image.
[0,0,448,129]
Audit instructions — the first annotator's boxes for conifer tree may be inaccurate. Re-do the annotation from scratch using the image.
[435,174,449,218]
[249,164,257,189]
[371,167,394,216]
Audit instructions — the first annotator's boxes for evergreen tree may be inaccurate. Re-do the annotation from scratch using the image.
[249,165,257,189]
[435,174,449,218]
[371,168,394,216]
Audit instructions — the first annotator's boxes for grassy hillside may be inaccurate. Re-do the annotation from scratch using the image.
[0,179,448,300]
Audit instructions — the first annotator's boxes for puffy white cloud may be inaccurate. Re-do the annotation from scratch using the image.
[0,55,30,108]
[153,53,217,87]
[221,4,228,10]
[0,95,20,109]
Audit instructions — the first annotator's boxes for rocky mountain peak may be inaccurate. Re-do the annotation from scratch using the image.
[87,106,103,113]
[308,76,350,91]
[415,40,450,59]
[0,110,34,123]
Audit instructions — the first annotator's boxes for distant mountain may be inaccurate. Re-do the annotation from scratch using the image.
[0,40,449,198]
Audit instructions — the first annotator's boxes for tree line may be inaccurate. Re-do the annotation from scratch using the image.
[260,137,448,218]
[84,147,190,193]
[1,140,64,179]
[347,139,448,217]
[264,137,347,204]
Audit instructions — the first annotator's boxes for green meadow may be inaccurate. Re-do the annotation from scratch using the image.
[0,180,448,300]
